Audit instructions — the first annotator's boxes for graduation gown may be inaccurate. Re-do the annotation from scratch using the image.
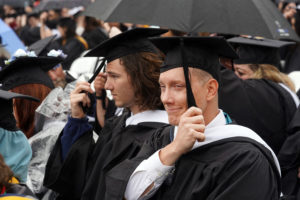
[219,67,297,154]
[107,122,281,200]
[82,28,109,49]
[43,110,168,200]
[278,106,300,199]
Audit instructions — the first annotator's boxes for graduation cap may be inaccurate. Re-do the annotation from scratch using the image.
[84,28,168,83]
[0,56,63,90]
[150,36,238,108]
[227,36,295,68]
[0,89,39,130]
[28,35,57,56]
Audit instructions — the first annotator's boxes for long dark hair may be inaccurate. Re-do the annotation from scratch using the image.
[120,52,164,111]
[58,17,76,39]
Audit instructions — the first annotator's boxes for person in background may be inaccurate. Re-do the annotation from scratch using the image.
[0,51,63,138]
[0,153,37,200]
[81,16,109,49]
[53,17,88,70]
[0,89,39,184]
[228,37,297,94]
[19,12,41,46]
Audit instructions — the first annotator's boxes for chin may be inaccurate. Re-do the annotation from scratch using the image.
[168,115,180,126]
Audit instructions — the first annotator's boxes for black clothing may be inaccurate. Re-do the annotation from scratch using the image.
[52,37,86,70]
[82,28,108,49]
[219,67,297,154]
[107,126,280,200]
[297,89,300,99]
[278,106,300,199]
[44,111,168,200]
[19,26,41,46]
[283,45,300,73]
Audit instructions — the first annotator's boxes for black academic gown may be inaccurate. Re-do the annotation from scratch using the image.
[219,67,297,154]
[278,106,300,199]
[107,125,281,200]
[43,110,168,200]
[82,28,108,49]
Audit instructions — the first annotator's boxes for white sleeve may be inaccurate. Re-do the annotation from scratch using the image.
[124,150,174,200]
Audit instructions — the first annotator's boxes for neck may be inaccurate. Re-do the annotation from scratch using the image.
[129,104,145,115]
[203,100,219,126]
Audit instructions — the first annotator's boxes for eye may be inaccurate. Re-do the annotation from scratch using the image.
[175,84,184,88]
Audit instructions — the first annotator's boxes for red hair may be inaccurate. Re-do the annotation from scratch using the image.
[11,84,51,138]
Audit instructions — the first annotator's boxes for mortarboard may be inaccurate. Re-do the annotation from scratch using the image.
[227,36,295,68]
[85,28,168,62]
[28,35,57,56]
[150,36,238,108]
[0,56,63,90]
[84,27,168,83]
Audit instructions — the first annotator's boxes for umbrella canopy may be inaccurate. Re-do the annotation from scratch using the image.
[84,0,300,41]
[0,19,25,57]
[0,0,32,7]
[34,0,91,12]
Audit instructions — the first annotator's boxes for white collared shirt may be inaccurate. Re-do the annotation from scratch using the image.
[125,110,169,127]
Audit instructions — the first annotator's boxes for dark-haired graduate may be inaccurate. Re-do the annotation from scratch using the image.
[115,37,281,200]
[43,28,169,200]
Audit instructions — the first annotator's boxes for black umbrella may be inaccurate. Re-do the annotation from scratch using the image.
[0,0,32,7]
[34,0,91,12]
[83,0,300,41]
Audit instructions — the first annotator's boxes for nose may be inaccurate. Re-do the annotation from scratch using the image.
[161,87,174,105]
[104,78,113,90]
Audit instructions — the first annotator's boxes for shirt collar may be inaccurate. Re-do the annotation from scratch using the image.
[205,109,225,129]
[125,110,169,127]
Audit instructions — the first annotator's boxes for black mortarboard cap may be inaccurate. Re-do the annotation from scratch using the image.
[85,28,168,62]
[0,89,39,131]
[83,28,168,85]
[150,36,238,108]
[28,35,57,56]
[0,56,62,90]
[228,36,295,68]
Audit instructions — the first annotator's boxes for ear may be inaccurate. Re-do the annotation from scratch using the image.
[206,79,218,101]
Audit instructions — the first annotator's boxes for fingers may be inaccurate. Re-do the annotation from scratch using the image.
[193,130,205,142]
[94,73,107,95]
[180,114,205,126]
[70,93,91,108]
[73,81,94,94]
[181,107,202,118]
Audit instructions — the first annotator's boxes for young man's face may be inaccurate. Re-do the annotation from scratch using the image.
[159,67,208,125]
[105,59,135,108]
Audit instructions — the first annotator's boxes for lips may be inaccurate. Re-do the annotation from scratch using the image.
[166,107,181,114]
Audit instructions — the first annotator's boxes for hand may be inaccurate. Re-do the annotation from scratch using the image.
[40,12,48,23]
[70,82,94,118]
[94,72,107,96]
[172,107,206,155]
[283,3,297,20]
[159,107,205,166]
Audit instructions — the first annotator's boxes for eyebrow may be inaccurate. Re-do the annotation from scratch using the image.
[107,71,120,76]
